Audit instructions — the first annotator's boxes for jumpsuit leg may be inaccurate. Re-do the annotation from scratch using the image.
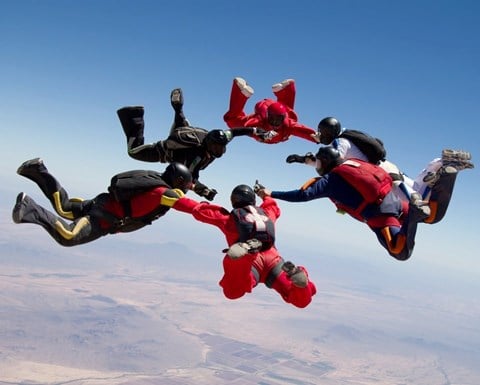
[223,78,252,128]
[270,267,316,308]
[424,167,458,224]
[169,88,190,133]
[375,201,428,261]
[16,158,91,220]
[219,254,258,300]
[413,158,443,199]
[12,193,102,247]
[117,106,145,150]
[272,79,296,110]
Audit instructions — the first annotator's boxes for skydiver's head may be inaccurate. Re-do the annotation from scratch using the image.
[315,145,342,176]
[317,117,342,145]
[267,102,287,127]
[162,162,193,192]
[230,184,256,209]
[204,129,228,158]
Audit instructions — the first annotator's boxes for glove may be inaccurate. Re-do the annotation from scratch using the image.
[256,129,278,142]
[253,179,265,194]
[286,154,305,164]
[193,182,217,201]
[285,152,316,164]
[202,188,217,201]
[253,127,267,137]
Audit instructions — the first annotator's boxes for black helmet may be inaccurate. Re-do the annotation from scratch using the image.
[230,184,256,208]
[204,129,228,158]
[162,162,193,192]
[315,146,342,175]
[317,117,342,145]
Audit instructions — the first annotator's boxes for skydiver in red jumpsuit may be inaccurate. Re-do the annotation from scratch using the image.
[223,77,320,144]
[174,183,317,308]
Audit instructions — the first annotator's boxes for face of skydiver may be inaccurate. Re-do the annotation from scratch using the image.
[205,130,228,158]
[207,142,227,158]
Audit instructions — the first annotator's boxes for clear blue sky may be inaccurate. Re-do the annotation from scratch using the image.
[1,0,479,276]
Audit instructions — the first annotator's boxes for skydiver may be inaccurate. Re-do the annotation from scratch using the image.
[257,146,473,261]
[223,77,319,144]
[117,88,266,202]
[12,158,192,246]
[286,116,474,203]
[172,183,317,308]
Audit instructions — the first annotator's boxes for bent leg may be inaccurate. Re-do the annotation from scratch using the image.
[413,158,442,199]
[424,167,458,224]
[12,193,102,247]
[272,79,296,111]
[219,254,257,300]
[170,88,190,132]
[271,268,316,308]
[223,78,252,128]
[17,158,89,220]
[375,203,428,261]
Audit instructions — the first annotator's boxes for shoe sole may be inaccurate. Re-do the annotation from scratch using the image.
[442,149,471,162]
[234,78,254,97]
[171,89,182,104]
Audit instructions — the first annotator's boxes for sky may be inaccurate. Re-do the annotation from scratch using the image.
[1,0,479,278]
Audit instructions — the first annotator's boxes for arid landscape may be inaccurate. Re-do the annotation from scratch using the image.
[1,215,479,385]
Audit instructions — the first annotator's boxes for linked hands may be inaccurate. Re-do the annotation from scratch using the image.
[253,179,271,199]
[193,182,217,201]
[285,152,316,164]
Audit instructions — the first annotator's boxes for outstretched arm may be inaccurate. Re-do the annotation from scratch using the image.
[225,127,268,141]
[288,121,321,144]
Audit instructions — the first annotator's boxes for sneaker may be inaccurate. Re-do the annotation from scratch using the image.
[224,238,262,259]
[282,261,308,288]
[442,149,471,162]
[234,77,254,97]
[12,192,28,223]
[17,158,47,177]
[443,160,474,171]
[170,88,183,110]
[272,79,294,93]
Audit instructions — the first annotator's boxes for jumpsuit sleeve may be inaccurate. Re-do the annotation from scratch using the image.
[260,196,281,221]
[173,196,230,229]
[287,120,319,143]
[271,176,331,202]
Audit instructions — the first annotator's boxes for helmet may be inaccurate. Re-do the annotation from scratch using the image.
[317,117,342,145]
[204,129,228,158]
[267,102,287,127]
[315,146,342,175]
[230,184,256,208]
[162,162,193,192]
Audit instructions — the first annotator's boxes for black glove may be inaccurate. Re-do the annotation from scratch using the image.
[253,179,265,194]
[193,182,217,201]
[286,152,315,164]
[253,127,267,137]
[202,188,217,201]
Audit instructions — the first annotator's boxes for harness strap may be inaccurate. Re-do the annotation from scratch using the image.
[250,266,260,285]
[265,258,285,288]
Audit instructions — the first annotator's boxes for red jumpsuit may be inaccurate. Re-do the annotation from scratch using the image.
[223,79,318,144]
[174,195,316,308]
